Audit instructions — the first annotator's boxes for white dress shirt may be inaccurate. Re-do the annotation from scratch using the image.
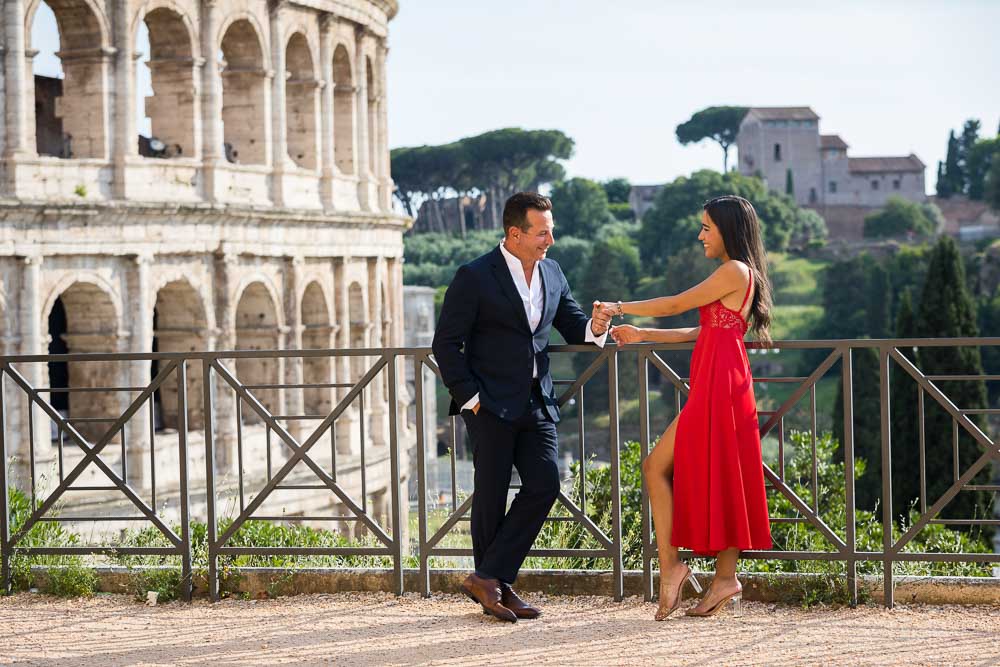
[461,241,608,411]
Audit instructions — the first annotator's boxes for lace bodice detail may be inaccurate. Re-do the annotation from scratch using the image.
[699,270,753,333]
[699,301,748,332]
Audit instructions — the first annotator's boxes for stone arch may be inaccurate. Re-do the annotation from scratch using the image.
[220,18,268,165]
[234,281,281,424]
[45,281,121,440]
[26,0,111,159]
[300,281,332,415]
[137,4,198,159]
[332,44,354,175]
[152,279,207,430]
[285,32,319,170]
[366,56,377,175]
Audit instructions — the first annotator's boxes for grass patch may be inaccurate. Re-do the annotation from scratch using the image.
[770,253,828,306]
[771,304,824,341]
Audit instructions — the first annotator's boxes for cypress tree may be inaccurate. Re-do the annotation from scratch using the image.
[938,130,961,198]
[889,289,922,517]
[912,237,989,521]
[958,119,982,194]
[866,264,892,338]
[833,346,882,511]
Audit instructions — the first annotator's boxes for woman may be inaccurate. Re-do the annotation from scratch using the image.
[603,195,773,619]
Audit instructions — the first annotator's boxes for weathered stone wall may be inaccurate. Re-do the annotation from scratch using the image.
[737,115,823,207]
[0,0,409,525]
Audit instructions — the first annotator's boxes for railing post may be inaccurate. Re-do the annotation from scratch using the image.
[638,349,653,602]
[415,354,430,597]
[202,358,219,602]
[0,370,11,595]
[176,360,193,602]
[386,353,403,595]
[879,345,894,608]
[607,349,623,601]
[841,346,858,606]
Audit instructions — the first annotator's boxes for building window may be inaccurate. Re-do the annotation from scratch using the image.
[809,187,817,204]
[871,180,879,191]
[892,179,901,190]
[774,143,782,161]
[829,181,837,193]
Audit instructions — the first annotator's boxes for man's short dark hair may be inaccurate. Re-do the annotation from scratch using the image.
[502,192,552,235]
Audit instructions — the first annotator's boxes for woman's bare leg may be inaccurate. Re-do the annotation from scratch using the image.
[643,416,690,612]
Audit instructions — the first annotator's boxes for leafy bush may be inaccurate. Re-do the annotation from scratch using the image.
[863,197,939,239]
[528,431,993,591]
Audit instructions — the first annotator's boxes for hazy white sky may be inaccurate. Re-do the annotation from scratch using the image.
[30,0,1000,192]
[386,0,1000,190]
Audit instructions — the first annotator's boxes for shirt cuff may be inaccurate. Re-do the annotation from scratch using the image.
[585,319,609,348]
[461,393,480,412]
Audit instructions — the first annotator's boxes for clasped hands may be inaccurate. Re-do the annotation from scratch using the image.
[590,301,643,346]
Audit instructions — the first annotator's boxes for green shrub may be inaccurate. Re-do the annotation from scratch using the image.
[42,560,97,597]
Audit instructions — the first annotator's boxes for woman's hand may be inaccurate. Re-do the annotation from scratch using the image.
[611,324,644,346]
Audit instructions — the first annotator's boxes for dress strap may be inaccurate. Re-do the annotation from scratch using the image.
[738,270,754,314]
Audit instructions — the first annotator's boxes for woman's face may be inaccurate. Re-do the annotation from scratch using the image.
[698,210,728,260]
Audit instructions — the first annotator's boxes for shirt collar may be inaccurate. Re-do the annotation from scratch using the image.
[499,240,539,283]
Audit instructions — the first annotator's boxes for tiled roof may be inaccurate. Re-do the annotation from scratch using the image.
[748,107,819,121]
[820,134,848,150]
[848,154,925,173]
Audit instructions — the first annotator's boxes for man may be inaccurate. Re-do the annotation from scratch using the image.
[432,192,613,622]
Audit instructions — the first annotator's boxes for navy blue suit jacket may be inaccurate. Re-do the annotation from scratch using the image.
[431,245,594,423]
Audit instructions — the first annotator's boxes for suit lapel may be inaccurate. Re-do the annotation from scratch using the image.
[490,247,532,332]
[538,260,559,333]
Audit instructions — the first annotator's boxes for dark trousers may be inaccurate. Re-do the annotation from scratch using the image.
[462,383,560,584]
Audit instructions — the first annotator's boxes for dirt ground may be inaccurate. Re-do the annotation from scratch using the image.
[1,591,999,666]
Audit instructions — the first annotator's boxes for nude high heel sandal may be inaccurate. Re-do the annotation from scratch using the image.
[685,590,742,617]
[654,565,703,621]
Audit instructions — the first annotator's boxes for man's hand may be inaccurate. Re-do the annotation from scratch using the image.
[591,301,616,335]
[472,401,480,415]
[611,324,643,346]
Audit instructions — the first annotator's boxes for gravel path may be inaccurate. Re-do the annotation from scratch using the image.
[1,592,999,666]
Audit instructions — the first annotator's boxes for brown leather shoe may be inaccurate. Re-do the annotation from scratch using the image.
[500,583,541,619]
[460,573,517,623]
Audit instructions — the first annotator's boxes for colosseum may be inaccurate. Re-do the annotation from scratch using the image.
[0,0,410,533]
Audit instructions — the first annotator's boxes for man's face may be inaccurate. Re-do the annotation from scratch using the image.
[509,209,555,262]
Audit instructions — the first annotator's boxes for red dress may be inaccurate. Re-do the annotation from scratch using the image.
[670,273,772,556]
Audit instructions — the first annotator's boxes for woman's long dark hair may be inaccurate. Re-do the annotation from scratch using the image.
[703,195,773,343]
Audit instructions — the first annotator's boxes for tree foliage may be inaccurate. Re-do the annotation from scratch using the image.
[863,196,939,239]
[909,237,989,520]
[549,177,614,238]
[602,178,632,204]
[391,128,574,230]
[675,106,749,172]
[638,170,827,272]
[936,118,1000,203]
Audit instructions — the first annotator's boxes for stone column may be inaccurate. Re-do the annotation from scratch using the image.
[212,253,238,474]
[124,255,152,489]
[3,0,28,193]
[354,29,371,211]
[200,0,223,202]
[14,256,47,487]
[367,258,387,448]
[112,0,135,198]
[333,258,356,454]
[269,1,287,207]
[375,42,391,211]
[318,15,336,209]
[284,256,304,442]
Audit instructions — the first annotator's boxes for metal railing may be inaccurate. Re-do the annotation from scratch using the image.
[0,339,997,608]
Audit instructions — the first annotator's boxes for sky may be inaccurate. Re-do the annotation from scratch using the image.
[29,0,1000,193]
[385,0,1000,191]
